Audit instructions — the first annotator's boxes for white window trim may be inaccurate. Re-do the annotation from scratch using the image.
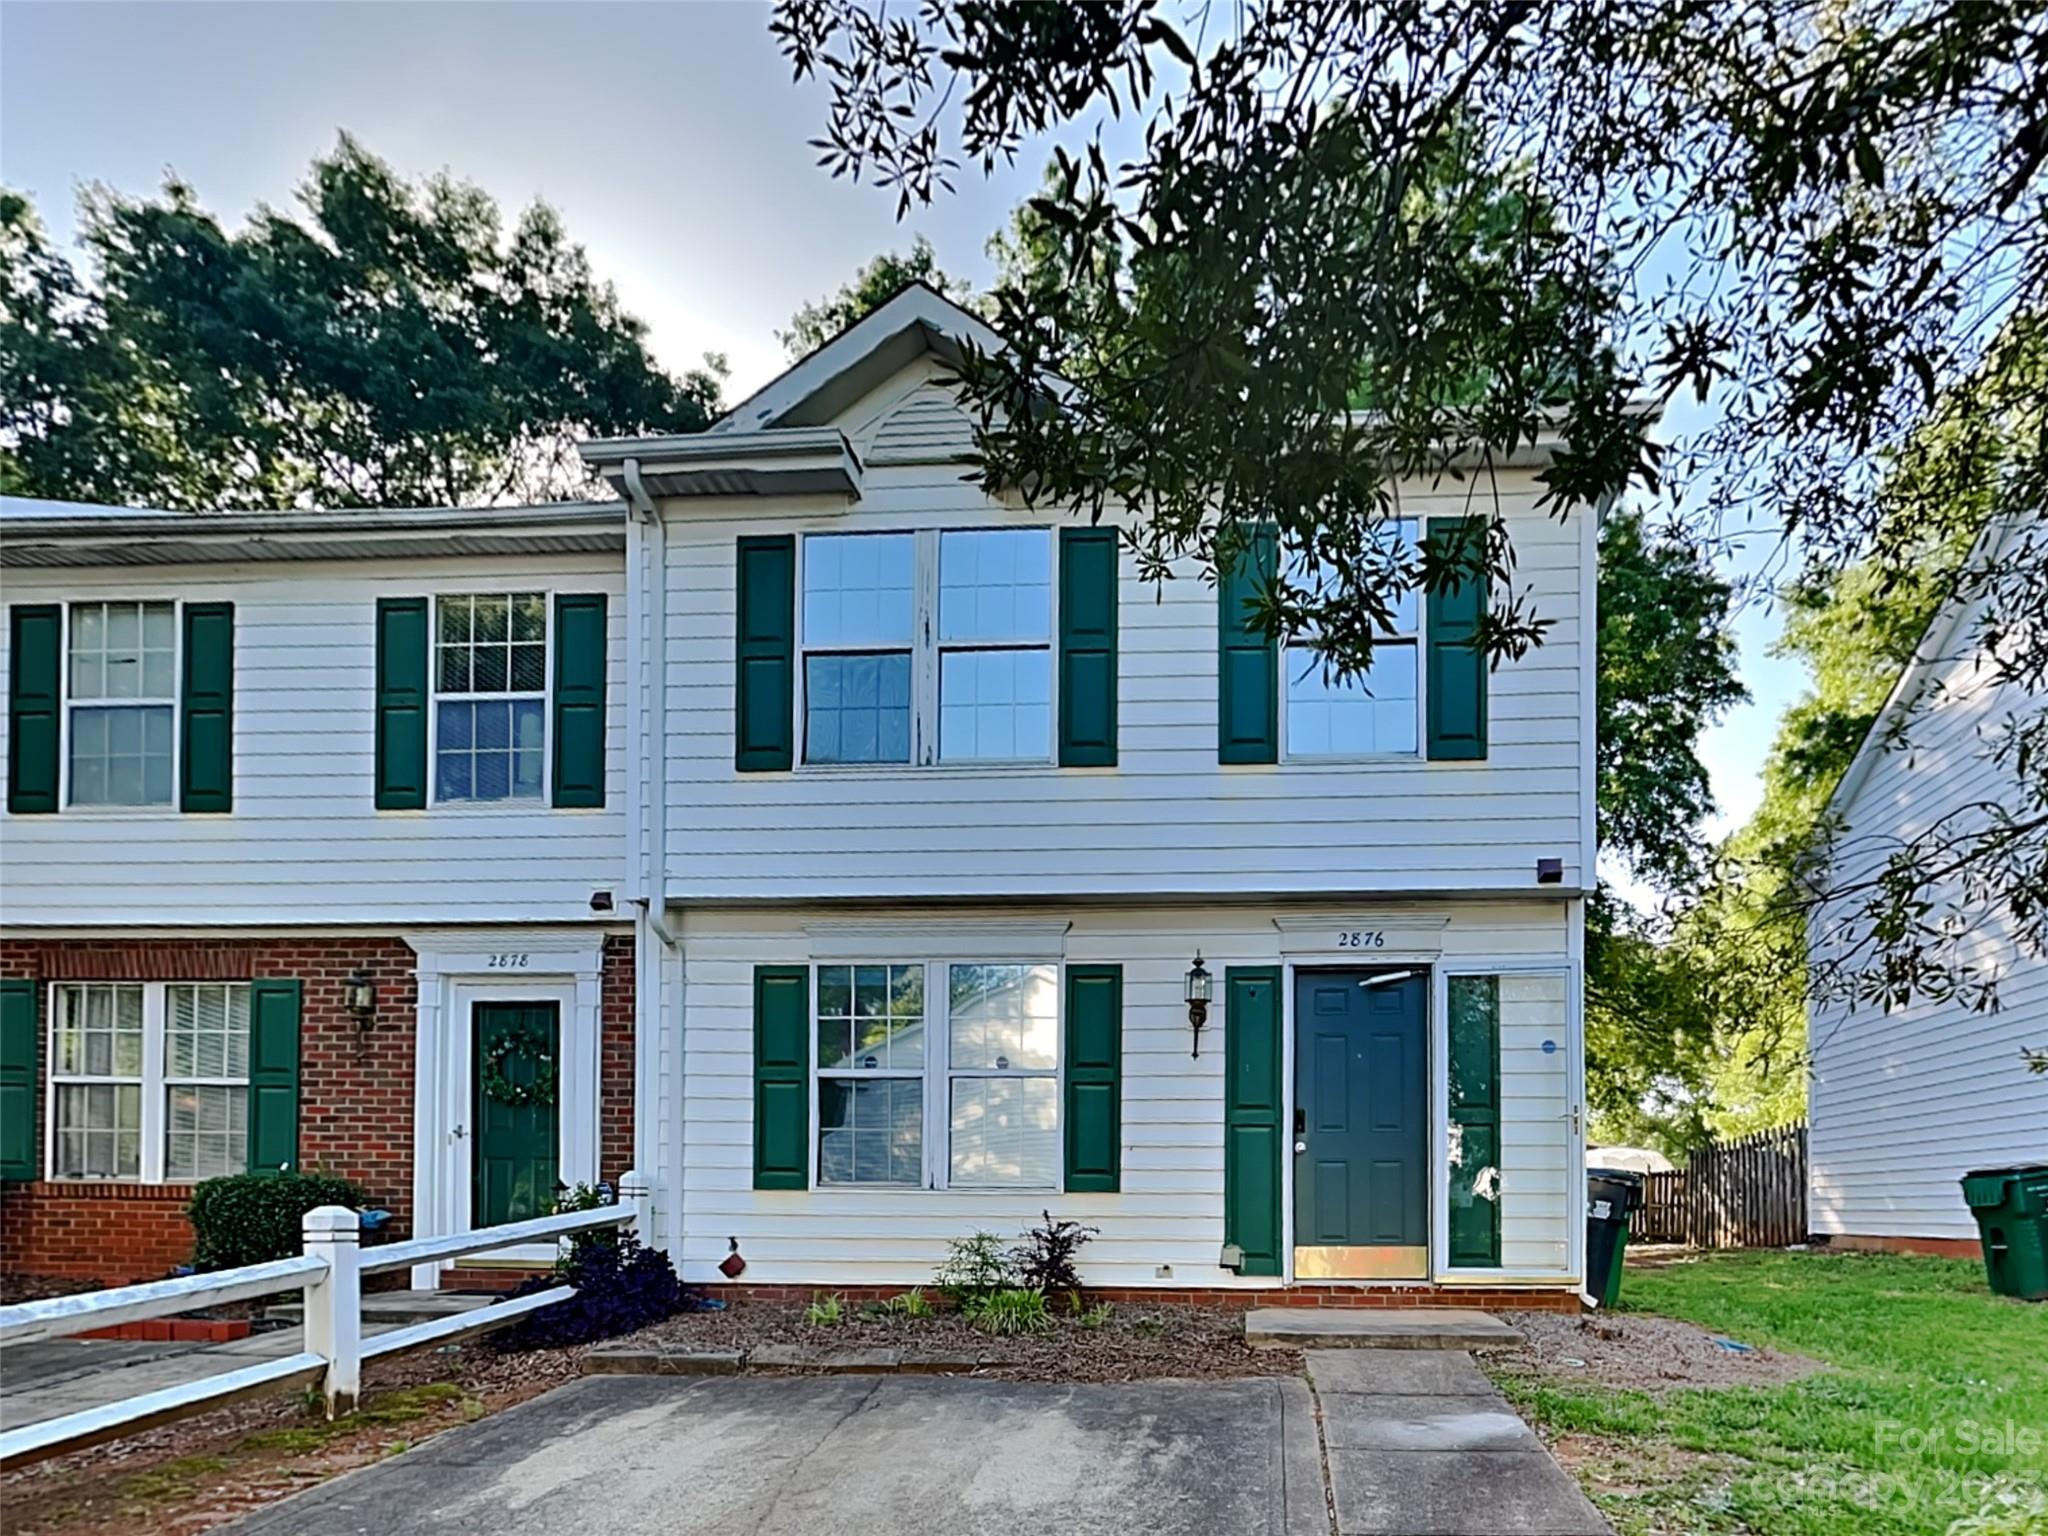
[809,957,1066,1194]
[427,589,555,811]
[58,598,182,814]
[42,979,251,1185]
[1277,523,1427,765]
[794,526,1059,772]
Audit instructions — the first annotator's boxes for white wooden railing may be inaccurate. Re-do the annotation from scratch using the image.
[0,1170,648,1468]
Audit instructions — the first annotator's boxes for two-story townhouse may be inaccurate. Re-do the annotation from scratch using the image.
[583,285,1605,1308]
[0,500,641,1285]
[3,284,1612,1309]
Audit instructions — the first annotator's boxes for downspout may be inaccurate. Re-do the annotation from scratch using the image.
[622,458,684,1269]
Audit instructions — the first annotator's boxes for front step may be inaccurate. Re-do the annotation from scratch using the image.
[1244,1306,1522,1350]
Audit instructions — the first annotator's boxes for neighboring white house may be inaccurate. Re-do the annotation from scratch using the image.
[1807,512,2048,1252]
[4,283,1614,1307]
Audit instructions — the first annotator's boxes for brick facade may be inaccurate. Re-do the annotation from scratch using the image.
[0,933,635,1285]
[709,1282,1584,1313]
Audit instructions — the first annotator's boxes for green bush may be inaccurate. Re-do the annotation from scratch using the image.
[963,1287,1052,1337]
[935,1231,1016,1302]
[186,1172,366,1271]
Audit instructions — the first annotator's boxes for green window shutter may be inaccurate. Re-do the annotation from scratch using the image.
[752,965,809,1190]
[1447,975,1502,1267]
[8,604,62,814]
[1223,966,1284,1276]
[246,978,302,1176]
[735,536,796,772]
[0,980,37,1181]
[1426,515,1488,760]
[374,597,429,809]
[1058,528,1119,767]
[551,592,608,808]
[1218,526,1278,764]
[180,602,235,813]
[1063,964,1123,1191]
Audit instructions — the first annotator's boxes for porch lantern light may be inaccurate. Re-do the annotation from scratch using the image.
[344,968,377,1026]
[1185,952,1212,1059]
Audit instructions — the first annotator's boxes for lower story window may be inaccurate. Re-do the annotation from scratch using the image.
[814,959,1059,1190]
[48,981,250,1183]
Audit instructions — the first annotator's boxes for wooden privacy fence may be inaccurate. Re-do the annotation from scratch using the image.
[1634,1124,1808,1248]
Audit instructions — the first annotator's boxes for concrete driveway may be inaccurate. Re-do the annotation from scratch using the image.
[225,1373,1329,1536]
[221,1355,1609,1536]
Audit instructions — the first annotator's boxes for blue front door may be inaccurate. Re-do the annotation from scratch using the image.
[1293,969,1429,1278]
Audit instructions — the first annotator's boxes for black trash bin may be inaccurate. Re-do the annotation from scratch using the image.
[1586,1168,1645,1308]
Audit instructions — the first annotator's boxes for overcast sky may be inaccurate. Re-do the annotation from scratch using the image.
[0,0,1800,845]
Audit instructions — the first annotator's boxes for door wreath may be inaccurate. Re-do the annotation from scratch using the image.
[480,1021,559,1109]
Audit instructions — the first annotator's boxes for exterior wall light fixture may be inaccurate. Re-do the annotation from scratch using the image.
[1185,951,1212,1058]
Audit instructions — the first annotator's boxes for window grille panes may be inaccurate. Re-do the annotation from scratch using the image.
[67,601,176,806]
[802,534,914,764]
[1283,519,1422,758]
[945,963,1058,1188]
[804,654,911,765]
[49,984,145,1179]
[435,593,546,802]
[937,529,1052,762]
[938,649,1051,761]
[816,963,925,1185]
[164,984,250,1182]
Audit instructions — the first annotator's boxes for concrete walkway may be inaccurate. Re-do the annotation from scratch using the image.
[207,1357,1606,1536]
[1307,1350,1607,1536]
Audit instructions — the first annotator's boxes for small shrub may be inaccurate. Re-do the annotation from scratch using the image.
[546,1181,622,1269]
[881,1287,933,1319]
[187,1172,367,1271]
[495,1231,684,1351]
[804,1293,846,1327]
[964,1287,1052,1337]
[1011,1210,1098,1295]
[935,1230,1016,1302]
[1068,1292,1113,1330]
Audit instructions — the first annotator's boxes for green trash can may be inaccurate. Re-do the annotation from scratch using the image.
[1586,1168,1644,1308]
[1960,1163,2048,1301]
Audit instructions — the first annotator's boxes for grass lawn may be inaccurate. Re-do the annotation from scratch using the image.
[1494,1250,2048,1536]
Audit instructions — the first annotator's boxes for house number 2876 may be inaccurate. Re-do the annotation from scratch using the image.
[1336,931,1386,949]
[486,953,531,969]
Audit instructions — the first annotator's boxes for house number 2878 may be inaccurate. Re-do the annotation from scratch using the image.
[1336,931,1385,949]
[486,953,531,969]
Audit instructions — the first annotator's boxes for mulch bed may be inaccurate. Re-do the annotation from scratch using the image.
[1482,1307,1826,1393]
[620,1296,1301,1383]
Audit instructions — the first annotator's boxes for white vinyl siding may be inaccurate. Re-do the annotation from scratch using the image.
[1808,579,2048,1242]
[660,900,1578,1292]
[660,398,1587,901]
[0,553,627,925]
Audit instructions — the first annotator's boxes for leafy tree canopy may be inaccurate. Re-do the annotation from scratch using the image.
[773,0,2045,1019]
[779,234,972,358]
[0,135,722,509]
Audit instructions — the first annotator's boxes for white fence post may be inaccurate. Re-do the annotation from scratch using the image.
[302,1205,362,1418]
[620,1167,650,1240]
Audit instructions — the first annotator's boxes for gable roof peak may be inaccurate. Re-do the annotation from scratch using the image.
[712,281,1007,437]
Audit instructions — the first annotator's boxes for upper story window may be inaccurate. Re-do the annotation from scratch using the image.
[47,980,249,1183]
[435,593,547,803]
[937,530,1051,762]
[1283,519,1421,758]
[801,534,913,765]
[798,528,1055,768]
[67,601,176,807]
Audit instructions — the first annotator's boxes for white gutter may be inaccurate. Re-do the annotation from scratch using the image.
[621,459,683,1267]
